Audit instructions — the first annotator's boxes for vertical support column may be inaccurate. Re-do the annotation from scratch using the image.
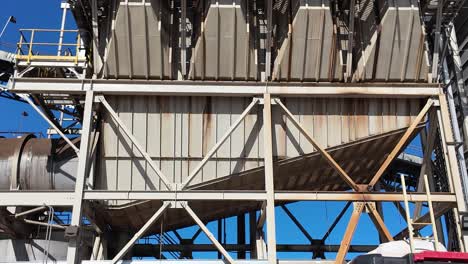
[217,219,222,259]
[262,93,277,263]
[57,2,69,56]
[431,0,442,82]
[237,214,246,259]
[249,211,259,259]
[346,0,355,81]
[67,91,95,264]
[438,93,468,251]
[180,0,187,78]
[265,0,272,80]
[449,24,468,148]
[91,0,102,77]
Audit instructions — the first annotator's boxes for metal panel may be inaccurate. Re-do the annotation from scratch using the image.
[95,126,422,233]
[272,1,343,81]
[103,2,173,79]
[354,0,430,82]
[98,96,422,191]
[189,2,258,80]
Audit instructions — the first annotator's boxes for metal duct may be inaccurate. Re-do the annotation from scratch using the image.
[0,239,69,261]
[0,137,77,190]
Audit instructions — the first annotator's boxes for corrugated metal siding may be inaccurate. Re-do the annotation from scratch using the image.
[97,96,422,191]
[354,0,430,82]
[272,3,344,81]
[103,2,173,79]
[189,3,258,80]
[97,127,418,232]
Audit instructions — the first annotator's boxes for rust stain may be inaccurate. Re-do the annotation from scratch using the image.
[203,96,213,155]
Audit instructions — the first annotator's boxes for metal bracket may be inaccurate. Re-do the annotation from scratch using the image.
[257,97,278,105]
[64,225,79,240]
[168,200,187,209]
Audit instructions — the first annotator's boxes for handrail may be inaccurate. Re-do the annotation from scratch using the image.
[15,28,85,65]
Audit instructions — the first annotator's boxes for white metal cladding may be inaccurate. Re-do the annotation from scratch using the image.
[354,0,430,82]
[272,1,344,81]
[189,3,258,80]
[97,96,422,191]
[102,1,173,79]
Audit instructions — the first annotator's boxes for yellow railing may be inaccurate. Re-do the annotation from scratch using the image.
[16,29,85,65]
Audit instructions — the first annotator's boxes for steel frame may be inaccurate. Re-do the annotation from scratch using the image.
[3,81,468,264]
[4,1,468,262]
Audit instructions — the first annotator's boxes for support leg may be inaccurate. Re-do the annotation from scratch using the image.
[336,202,364,264]
[263,93,277,264]
[66,91,95,264]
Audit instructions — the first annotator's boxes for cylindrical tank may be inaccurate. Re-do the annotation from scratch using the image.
[0,136,77,190]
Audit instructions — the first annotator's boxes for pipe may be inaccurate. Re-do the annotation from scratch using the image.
[0,137,77,190]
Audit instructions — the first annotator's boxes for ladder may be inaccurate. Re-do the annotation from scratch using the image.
[401,174,440,252]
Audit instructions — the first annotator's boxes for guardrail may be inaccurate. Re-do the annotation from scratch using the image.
[16,29,85,65]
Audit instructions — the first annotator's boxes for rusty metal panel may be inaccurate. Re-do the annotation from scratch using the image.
[99,127,416,233]
[98,96,422,191]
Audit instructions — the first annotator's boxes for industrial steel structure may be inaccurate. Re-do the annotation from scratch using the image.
[1,0,468,263]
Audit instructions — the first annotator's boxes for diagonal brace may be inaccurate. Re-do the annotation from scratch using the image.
[321,202,351,242]
[19,93,79,154]
[336,202,365,264]
[98,95,173,191]
[181,98,259,189]
[275,98,360,191]
[366,203,394,242]
[182,202,235,263]
[368,99,434,188]
[281,204,314,243]
[111,202,170,264]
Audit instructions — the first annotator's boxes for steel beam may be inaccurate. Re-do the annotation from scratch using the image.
[67,90,95,264]
[0,191,457,206]
[182,202,235,263]
[132,243,377,253]
[414,110,437,217]
[263,93,277,263]
[346,0,355,81]
[18,93,79,154]
[281,205,314,243]
[431,0,443,82]
[365,203,394,242]
[368,98,434,188]
[321,202,351,242]
[336,202,364,263]
[111,202,170,264]
[437,93,468,250]
[98,95,173,191]
[275,98,360,191]
[9,78,439,97]
[181,98,259,189]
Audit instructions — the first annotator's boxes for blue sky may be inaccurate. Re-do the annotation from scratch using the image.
[0,1,438,261]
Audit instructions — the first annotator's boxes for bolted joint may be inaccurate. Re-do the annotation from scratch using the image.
[354,184,369,192]
[64,225,80,240]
